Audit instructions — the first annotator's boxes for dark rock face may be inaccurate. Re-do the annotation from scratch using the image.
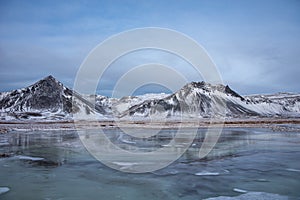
[0,75,64,112]
[225,85,245,101]
[62,88,74,113]
[27,76,63,111]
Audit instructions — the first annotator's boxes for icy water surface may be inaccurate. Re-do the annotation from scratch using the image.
[0,127,299,200]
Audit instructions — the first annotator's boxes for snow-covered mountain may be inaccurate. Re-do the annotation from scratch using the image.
[119,82,300,119]
[0,76,299,121]
[119,82,252,119]
[0,75,106,120]
[244,93,300,117]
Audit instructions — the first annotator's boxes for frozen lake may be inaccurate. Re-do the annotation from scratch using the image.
[0,127,299,199]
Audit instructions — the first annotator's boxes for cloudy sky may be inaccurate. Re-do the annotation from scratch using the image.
[0,0,299,96]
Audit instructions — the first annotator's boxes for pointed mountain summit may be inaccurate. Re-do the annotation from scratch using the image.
[0,75,67,112]
[0,75,106,120]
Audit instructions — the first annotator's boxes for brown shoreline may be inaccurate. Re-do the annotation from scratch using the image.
[0,118,300,132]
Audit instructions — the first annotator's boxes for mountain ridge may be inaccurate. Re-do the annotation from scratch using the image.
[0,75,299,120]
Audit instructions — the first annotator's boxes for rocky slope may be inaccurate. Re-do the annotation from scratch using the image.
[0,76,106,120]
[118,82,300,119]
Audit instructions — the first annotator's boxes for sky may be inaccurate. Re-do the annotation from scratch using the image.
[0,0,300,96]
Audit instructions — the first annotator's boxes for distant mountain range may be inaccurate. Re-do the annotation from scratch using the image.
[0,75,299,121]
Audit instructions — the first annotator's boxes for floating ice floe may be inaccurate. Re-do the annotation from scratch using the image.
[18,155,45,161]
[286,168,300,172]
[233,188,247,193]
[255,178,269,182]
[204,192,288,200]
[120,139,136,144]
[112,161,140,170]
[0,187,10,195]
[0,142,10,146]
[112,162,138,166]
[195,171,220,176]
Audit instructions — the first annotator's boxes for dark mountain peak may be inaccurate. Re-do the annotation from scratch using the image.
[0,75,66,112]
[183,81,226,92]
[29,76,63,97]
[224,85,244,100]
[34,75,62,87]
[43,75,56,82]
[180,81,244,101]
[190,81,206,88]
